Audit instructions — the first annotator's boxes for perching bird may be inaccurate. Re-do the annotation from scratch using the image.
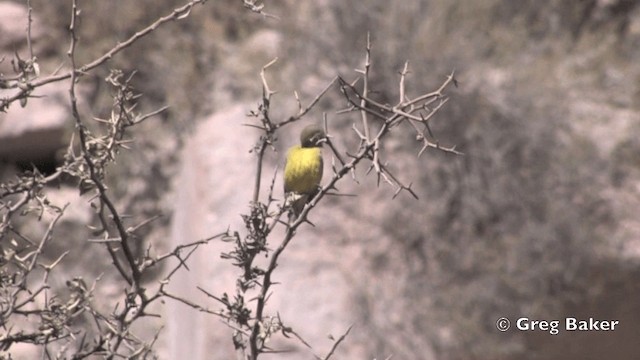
[283,125,326,220]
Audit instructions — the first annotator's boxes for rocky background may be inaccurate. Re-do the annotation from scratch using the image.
[2,0,640,359]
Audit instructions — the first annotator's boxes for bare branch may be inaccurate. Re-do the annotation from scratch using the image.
[276,76,339,129]
[1,0,208,111]
[321,324,353,360]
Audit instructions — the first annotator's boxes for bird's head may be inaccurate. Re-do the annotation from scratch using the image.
[300,125,327,148]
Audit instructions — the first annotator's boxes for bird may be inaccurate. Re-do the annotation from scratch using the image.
[283,125,326,221]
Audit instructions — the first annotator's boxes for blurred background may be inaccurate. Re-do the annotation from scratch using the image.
[2,0,640,359]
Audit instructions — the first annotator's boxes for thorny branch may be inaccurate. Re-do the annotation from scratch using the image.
[0,0,208,112]
[207,39,459,360]
[241,0,278,19]
[1,1,459,358]
[0,0,221,358]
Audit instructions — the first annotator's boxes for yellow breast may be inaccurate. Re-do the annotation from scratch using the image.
[284,145,323,194]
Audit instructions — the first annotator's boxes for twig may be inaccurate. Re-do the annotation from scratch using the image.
[252,58,279,203]
[358,33,372,142]
[68,0,139,286]
[276,76,338,129]
[322,324,353,360]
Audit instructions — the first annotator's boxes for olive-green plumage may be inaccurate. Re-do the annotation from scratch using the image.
[284,125,326,218]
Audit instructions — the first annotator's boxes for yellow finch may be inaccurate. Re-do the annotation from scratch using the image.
[284,125,326,219]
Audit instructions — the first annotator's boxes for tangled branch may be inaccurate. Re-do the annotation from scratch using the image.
[201,38,459,360]
[0,0,218,358]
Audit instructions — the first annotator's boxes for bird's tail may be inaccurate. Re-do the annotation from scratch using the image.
[285,185,322,223]
[285,192,311,222]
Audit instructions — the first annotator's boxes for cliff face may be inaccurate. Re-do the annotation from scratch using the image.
[0,3,68,166]
[168,2,640,359]
[2,1,640,359]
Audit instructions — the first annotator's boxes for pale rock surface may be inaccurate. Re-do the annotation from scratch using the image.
[0,2,68,163]
[165,105,380,359]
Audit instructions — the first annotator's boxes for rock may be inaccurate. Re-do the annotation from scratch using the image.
[0,2,67,165]
[165,105,374,359]
[0,82,68,164]
[0,2,43,50]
